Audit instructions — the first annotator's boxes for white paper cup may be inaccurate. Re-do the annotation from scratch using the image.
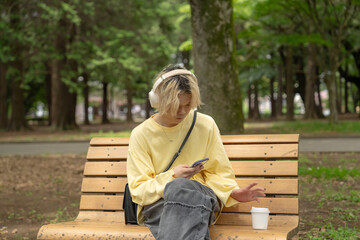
[251,207,270,230]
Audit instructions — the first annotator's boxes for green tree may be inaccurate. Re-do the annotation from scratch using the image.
[189,0,244,134]
[3,0,29,130]
[288,0,360,123]
[0,2,12,129]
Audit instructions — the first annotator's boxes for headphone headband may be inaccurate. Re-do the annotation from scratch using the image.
[152,69,195,92]
[149,69,196,108]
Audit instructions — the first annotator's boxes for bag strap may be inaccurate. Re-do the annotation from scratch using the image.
[163,110,197,172]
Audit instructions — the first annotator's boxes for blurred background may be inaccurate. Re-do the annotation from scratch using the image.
[0,0,359,135]
[0,0,359,239]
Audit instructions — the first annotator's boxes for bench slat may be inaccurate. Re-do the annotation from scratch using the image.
[209,225,298,240]
[90,137,130,146]
[237,179,298,194]
[222,134,299,144]
[232,161,298,176]
[217,213,299,226]
[75,211,298,227]
[226,144,298,159]
[37,220,297,240]
[86,146,128,160]
[223,198,298,214]
[89,134,300,146]
[86,144,298,160]
[79,195,298,214]
[81,178,128,193]
[81,178,298,195]
[83,161,298,177]
[37,221,153,240]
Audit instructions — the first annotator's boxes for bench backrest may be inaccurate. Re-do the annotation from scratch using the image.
[78,134,299,228]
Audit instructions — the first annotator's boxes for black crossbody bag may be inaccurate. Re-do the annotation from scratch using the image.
[123,110,197,224]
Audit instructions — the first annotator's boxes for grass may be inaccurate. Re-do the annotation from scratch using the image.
[270,120,360,135]
[1,118,360,143]
[0,129,133,143]
[299,166,360,180]
[298,153,360,239]
[304,223,359,240]
[89,129,132,138]
[49,207,76,224]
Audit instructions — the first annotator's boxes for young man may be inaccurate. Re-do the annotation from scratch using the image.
[127,64,265,239]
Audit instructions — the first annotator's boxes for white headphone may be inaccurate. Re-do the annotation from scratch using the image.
[149,69,195,108]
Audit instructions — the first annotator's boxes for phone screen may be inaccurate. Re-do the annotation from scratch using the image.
[191,158,209,168]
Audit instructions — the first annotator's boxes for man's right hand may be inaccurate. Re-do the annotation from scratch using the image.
[173,164,204,179]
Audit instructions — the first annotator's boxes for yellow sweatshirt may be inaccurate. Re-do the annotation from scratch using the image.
[126,110,240,225]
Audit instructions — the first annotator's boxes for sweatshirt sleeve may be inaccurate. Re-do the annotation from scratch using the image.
[126,131,175,206]
[202,120,240,207]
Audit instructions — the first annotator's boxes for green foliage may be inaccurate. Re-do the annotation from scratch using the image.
[234,0,360,122]
[0,0,190,127]
[271,120,360,134]
[61,2,81,25]
[274,33,332,47]
[90,130,132,138]
[179,40,192,51]
[304,223,359,240]
[0,21,14,62]
[49,207,76,224]
[299,166,360,180]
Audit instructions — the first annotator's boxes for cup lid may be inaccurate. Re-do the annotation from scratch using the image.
[251,207,270,213]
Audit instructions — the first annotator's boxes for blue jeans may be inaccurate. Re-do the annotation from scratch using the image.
[143,178,220,240]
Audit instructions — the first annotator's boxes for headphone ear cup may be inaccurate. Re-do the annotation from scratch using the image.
[149,90,159,108]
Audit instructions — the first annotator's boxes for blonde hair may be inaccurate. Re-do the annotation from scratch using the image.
[152,65,201,117]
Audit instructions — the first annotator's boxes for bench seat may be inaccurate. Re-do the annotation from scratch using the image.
[37,134,300,240]
[38,221,297,240]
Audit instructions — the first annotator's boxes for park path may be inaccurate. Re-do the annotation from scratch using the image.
[0,137,360,155]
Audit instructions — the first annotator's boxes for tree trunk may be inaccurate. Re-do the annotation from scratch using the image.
[45,64,52,126]
[8,61,27,131]
[344,79,349,113]
[70,69,78,127]
[305,43,318,119]
[247,84,253,119]
[7,0,27,131]
[285,46,294,120]
[325,73,338,123]
[336,77,342,113]
[294,54,305,106]
[0,62,7,129]
[315,77,325,118]
[253,82,261,120]
[338,67,360,115]
[50,59,65,129]
[270,77,276,118]
[351,87,360,116]
[190,0,244,134]
[102,81,109,124]
[351,87,358,113]
[51,19,78,130]
[326,47,340,123]
[276,63,283,116]
[83,73,90,125]
[50,58,77,130]
[125,77,133,123]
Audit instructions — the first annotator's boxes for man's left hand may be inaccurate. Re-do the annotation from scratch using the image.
[231,183,266,203]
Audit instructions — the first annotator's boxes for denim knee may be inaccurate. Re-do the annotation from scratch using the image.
[164,179,212,208]
[164,178,195,199]
[165,178,191,192]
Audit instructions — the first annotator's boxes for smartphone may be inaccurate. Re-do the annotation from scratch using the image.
[191,158,209,168]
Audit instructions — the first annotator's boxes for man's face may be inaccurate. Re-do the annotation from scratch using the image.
[161,93,192,127]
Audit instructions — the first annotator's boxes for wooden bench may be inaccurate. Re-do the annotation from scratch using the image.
[37,134,300,240]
